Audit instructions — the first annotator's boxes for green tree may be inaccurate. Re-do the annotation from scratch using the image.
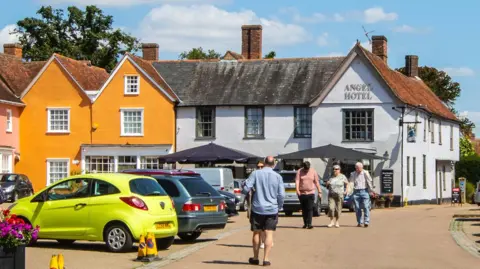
[14,5,139,71]
[460,136,475,157]
[264,51,276,59]
[179,47,221,60]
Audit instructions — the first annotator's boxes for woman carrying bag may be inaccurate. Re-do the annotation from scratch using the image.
[326,165,351,228]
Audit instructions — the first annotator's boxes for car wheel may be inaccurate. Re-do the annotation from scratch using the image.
[104,225,133,253]
[313,202,321,217]
[284,211,293,217]
[57,239,75,245]
[178,232,202,241]
[156,236,175,250]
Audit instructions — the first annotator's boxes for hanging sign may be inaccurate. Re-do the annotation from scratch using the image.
[407,125,416,143]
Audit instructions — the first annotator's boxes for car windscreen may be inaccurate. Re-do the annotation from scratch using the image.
[234,181,240,188]
[129,178,168,196]
[179,177,220,197]
[281,173,296,183]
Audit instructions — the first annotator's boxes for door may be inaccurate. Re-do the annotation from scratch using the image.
[33,178,92,238]
[435,163,442,205]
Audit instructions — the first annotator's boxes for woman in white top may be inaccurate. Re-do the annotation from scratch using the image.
[326,165,349,228]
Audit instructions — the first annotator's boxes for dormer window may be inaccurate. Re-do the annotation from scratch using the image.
[124,75,139,95]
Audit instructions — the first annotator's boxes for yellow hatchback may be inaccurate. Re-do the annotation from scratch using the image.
[8,173,178,252]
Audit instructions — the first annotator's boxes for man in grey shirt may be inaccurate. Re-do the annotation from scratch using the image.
[243,156,285,266]
[349,162,374,227]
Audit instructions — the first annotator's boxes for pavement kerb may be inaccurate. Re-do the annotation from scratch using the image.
[136,225,250,269]
[449,218,480,259]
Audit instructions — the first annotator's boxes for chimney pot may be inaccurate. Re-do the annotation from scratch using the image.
[142,43,159,61]
[371,36,387,63]
[3,43,23,59]
[241,25,262,60]
[405,55,419,77]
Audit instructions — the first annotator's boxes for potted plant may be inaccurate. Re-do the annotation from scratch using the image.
[375,195,386,209]
[0,208,39,269]
[384,193,394,208]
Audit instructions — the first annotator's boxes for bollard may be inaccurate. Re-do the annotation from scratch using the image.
[140,233,161,262]
[49,255,58,269]
[57,254,65,269]
[136,234,147,261]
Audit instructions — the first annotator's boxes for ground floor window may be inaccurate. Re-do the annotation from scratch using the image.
[47,159,69,185]
[86,156,114,173]
[0,154,12,173]
[118,156,137,171]
[140,156,161,169]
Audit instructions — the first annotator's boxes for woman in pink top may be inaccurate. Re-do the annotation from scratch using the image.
[295,161,322,229]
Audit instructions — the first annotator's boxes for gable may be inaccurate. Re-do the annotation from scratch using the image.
[322,55,395,104]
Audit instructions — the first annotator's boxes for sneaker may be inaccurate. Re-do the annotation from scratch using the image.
[357,224,362,227]
[335,223,340,228]
[327,223,334,228]
[364,224,369,228]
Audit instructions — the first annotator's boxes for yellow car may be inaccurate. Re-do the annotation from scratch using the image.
[8,173,178,252]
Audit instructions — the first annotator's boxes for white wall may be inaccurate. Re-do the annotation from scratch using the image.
[176,105,311,157]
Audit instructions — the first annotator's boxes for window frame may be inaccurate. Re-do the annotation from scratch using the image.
[140,156,161,169]
[47,108,71,134]
[438,121,442,145]
[442,165,446,191]
[294,106,312,138]
[423,116,427,142]
[117,156,138,171]
[124,75,140,95]
[46,158,70,186]
[0,154,12,173]
[422,155,427,189]
[406,156,410,186]
[120,108,144,136]
[244,106,265,139]
[450,125,454,151]
[6,109,12,133]
[412,157,416,186]
[46,178,92,201]
[92,179,121,197]
[195,106,216,139]
[342,108,375,142]
[429,119,434,144]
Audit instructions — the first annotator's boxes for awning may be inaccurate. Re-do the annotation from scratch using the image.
[276,144,387,160]
[159,142,259,164]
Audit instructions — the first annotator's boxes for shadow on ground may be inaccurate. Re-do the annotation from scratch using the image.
[173,238,217,245]
[30,241,119,253]
[217,244,250,248]
[203,260,250,265]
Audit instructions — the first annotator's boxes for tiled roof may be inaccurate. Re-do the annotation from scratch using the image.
[0,78,22,104]
[223,51,244,60]
[152,57,345,106]
[0,54,36,96]
[357,45,458,121]
[127,53,179,101]
[54,54,109,91]
[23,61,47,81]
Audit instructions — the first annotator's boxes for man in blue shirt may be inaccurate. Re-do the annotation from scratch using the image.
[243,156,285,266]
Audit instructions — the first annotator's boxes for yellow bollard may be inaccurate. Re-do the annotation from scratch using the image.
[57,254,64,269]
[49,255,59,269]
[404,198,408,207]
[144,233,156,260]
[136,234,147,261]
[152,234,158,256]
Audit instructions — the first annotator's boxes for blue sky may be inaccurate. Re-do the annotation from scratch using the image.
[1,0,479,135]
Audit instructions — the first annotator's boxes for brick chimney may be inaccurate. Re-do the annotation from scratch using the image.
[372,36,387,63]
[405,55,419,77]
[241,25,262,60]
[142,43,159,61]
[3,44,22,59]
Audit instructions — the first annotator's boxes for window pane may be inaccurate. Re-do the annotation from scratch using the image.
[140,156,161,169]
[343,110,373,141]
[48,160,69,185]
[93,180,120,196]
[49,109,69,132]
[47,178,90,200]
[157,180,181,197]
[85,156,114,173]
[294,107,312,137]
[245,107,264,137]
[179,178,219,196]
[122,110,143,135]
[129,178,167,196]
[125,76,139,94]
[196,107,215,138]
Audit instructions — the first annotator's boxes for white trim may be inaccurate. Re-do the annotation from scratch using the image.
[5,108,12,133]
[92,56,128,102]
[124,74,140,95]
[0,153,13,173]
[46,158,70,186]
[47,107,71,134]
[120,108,144,136]
[20,55,55,99]
[0,100,24,107]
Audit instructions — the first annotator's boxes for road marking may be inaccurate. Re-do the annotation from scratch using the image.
[137,225,249,269]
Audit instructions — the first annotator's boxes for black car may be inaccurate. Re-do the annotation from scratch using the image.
[0,174,34,202]
[218,190,239,217]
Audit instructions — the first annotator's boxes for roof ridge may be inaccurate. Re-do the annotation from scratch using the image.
[153,56,346,63]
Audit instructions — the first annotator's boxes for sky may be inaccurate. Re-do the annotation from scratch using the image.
[1,0,479,135]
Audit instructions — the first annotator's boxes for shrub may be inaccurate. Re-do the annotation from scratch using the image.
[455,155,480,185]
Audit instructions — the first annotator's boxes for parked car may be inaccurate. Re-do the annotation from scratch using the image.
[218,190,239,217]
[188,168,235,193]
[280,171,329,216]
[233,179,247,211]
[8,173,178,252]
[123,169,228,242]
[475,181,480,206]
[0,173,35,202]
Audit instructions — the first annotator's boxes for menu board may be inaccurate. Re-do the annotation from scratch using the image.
[380,169,394,194]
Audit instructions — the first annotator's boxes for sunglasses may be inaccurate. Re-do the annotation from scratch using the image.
[333,168,340,171]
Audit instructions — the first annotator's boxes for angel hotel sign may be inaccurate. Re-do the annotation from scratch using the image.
[344,84,373,100]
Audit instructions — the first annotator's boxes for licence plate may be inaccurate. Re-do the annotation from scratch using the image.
[155,223,170,229]
[286,188,296,193]
[204,205,217,212]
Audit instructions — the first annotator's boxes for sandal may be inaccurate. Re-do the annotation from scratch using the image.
[263,261,271,266]
[249,258,260,265]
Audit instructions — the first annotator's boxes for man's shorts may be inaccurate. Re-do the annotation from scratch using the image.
[250,211,278,231]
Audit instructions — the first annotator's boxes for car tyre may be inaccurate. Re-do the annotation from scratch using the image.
[57,239,75,245]
[313,201,321,217]
[284,211,293,217]
[178,232,202,242]
[104,224,133,253]
[156,236,175,250]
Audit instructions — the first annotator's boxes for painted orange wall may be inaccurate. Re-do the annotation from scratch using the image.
[16,60,91,191]
[92,59,175,146]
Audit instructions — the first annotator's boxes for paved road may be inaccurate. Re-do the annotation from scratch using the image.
[161,205,479,269]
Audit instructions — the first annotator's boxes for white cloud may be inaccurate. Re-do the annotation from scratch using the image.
[441,67,475,77]
[39,0,229,7]
[0,24,19,49]
[333,13,345,22]
[393,24,431,34]
[460,111,480,123]
[352,40,371,51]
[317,52,344,57]
[138,5,310,53]
[363,7,398,24]
[316,32,329,47]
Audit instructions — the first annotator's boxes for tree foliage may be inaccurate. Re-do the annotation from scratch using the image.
[460,136,475,158]
[264,51,276,59]
[14,5,139,71]
[179,47,221,60]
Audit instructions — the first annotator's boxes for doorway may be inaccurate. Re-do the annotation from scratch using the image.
[435,162,443,205]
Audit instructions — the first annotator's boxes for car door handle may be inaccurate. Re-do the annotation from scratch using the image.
[75,203,87,207]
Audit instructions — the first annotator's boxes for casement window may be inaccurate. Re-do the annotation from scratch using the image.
[118,156,137,171]
[47,159,69,185]
[47,108,70,133]
[121,108,144,136]
[450,125,454,151]
[245,106,264,139]
[343,109,374,141]
[196,107,215,139]
[406,156,410,186]
[438,121,442,145]
[429,120,434,143]
[85,156,114,173]
[294,107,312,138]
[423,116,427,142]
[124,75,140,95]
[412,157,416,186]
[141,156,161,169]
[6,109,12,133]
[422,155,427,189]
[0,154,12,173]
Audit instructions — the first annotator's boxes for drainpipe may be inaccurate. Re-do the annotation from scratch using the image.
[400,106,405,207]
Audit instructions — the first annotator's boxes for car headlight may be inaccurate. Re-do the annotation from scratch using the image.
[3,185,14,192]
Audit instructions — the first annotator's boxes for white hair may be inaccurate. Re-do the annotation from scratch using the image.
[333,165,341,169]
[355,162,363,169]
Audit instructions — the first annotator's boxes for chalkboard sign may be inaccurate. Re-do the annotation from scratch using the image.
[381,169,394,194]
[452,188,461,204]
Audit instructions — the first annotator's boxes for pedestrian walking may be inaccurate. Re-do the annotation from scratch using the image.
[326,165,349,228]
[243,156,285,266]
[349,162,374,227]
[295,161,322,229]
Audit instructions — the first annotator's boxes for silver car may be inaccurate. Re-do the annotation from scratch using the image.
[234,179,247,211]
